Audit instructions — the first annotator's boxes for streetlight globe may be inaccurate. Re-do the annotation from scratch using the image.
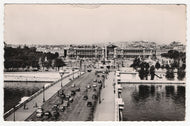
[59,70,64,76]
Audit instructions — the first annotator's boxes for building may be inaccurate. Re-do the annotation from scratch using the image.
[64,44,155,60]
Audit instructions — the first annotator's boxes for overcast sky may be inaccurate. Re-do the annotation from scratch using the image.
[4,4,186,45]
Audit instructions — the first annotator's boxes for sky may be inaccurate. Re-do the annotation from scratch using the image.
[4,4,186,45]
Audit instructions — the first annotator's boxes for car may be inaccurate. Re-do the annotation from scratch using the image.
[63,101,69,107]
[87,101,93,107]
[59,105,66,112]
[36,107,43,113]
[87,85,91,89]
[36,112,43,118]
[83,95,88,100]
[98,80,102,84]
[71,84,75,88]
[59,93,65,99]
[87,69,92,72]
[92,84,97,88]
[36,107,43,118]
[44,111,52,118]
[92,94,98,100]
[69,97,74,103]
[71,90,76,96]
[52,111,60,120]
[98,83,102,87]
[100,66,104,69]
[75,87,80,92]
[52,104,59,111]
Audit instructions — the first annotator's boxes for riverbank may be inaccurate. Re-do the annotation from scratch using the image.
[4,70,74,82]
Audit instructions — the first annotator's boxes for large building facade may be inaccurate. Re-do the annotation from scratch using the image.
[64,44,155,60]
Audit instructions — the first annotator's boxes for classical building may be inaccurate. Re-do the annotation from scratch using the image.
[64,44,155,60]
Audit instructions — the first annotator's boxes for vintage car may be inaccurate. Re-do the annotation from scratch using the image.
[36,107,43,118]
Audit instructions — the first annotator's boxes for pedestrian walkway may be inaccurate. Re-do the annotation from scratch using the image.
[5,71,80,121]
[94,72,115,121]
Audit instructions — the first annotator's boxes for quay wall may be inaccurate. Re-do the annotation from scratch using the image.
[118,81,185,85]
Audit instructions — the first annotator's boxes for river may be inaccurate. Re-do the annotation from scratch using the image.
[4,82,50,113]
[121,84,185,121]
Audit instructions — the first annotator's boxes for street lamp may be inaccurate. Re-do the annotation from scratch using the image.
[43,85,45,103]
[59,70,64,88]
[72,68,74,79]
[13,106,16,121]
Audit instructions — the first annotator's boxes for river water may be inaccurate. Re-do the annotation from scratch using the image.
[121,84,185,121]
[4,82,49,113]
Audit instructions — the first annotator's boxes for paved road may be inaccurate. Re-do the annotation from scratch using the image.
[5,71,80,121]
[27,70,104,121]
[94,72,115,121]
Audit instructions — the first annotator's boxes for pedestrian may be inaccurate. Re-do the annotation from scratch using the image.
[33,102,38,108]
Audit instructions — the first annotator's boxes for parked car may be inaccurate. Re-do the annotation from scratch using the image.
[63,101,69,107]
[36,107,43,118]
[44,111,52,119]
[52,104,59,111]
[65,94,71,101]
[59,104,66,112]
[52,111,59,120]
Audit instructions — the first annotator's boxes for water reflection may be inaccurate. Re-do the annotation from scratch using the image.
[122,84,185,121]
[4,82,48,113]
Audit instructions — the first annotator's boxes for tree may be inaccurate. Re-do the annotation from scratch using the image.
[168,50,179,59]
[166,68,175,80]
[130,57,141,70]
[171,60,179,69]
[4,45,59,71]
[161,64,165,69]
[138,68,144,80]
[181,64,186,70]
[150,65,155,80]
[155,61,161,70]
[177,68,185,80]
[54,58,66,70]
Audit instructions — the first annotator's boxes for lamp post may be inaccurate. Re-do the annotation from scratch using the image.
[59,70,64,88]
[13,106,16,121]
[72,68,74,79]
[43,85,45,103]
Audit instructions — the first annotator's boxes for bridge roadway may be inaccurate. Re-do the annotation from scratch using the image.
[26,70,103,121]
[5,71,80,121]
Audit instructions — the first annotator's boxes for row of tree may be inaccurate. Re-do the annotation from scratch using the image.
[4,46,65,71]
[130,53,186,81]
